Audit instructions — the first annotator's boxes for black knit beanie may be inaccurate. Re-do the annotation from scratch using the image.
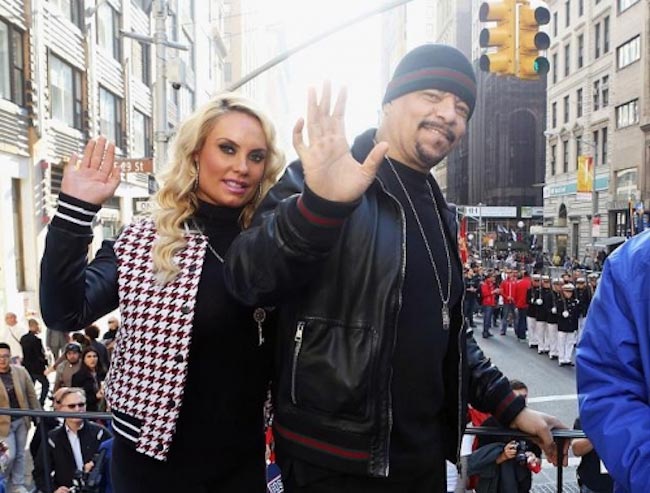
[383,44,477,118]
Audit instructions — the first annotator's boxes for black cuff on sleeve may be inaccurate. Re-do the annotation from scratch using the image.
[493,393,527,427]
[51,193,101,235]
[297,184,360,227]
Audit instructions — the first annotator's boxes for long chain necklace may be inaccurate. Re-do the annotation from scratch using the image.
[191,220,224,263]
[190,219,266,345]
[385,156,453,330]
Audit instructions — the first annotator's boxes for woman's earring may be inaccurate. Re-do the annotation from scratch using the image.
[193,161,199,192]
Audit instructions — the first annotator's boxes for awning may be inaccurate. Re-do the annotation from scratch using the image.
[593,236,627,249]
[529,226,570,235]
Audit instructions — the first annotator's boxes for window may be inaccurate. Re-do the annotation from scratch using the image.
[593,80,600,111]
[619,0,640,13]
[563,95,570,123]
[224,62,232,83]
[97,3,121,61]
[551,145,557,175]
[552,102,557,127]
[552,53,558,84]
[49,54,83,129]
[563,139,569,173]
[601,76,609,107]
[99,87,123,147]
[49,0,83,29]
[553,12,558,37]
[565,1,571,27]
[594,23,601,59]
[592,131,599,166]
[577,34,584,68]
[616,99,639,129]
[615,168,637,202]
[576,136,583,169]
[617,36,641,69]
[577,88,583,117]
[602,127,607,165]
[132,110,151,158]
[603,16,610,53]
[578,0,584,16]
[0,20,25,106]
[131,41,150,85]
[564,44,570,76]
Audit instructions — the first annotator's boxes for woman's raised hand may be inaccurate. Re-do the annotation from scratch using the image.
[293,83,388,203]
[61,137,121,205]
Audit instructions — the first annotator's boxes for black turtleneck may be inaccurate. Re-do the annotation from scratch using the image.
[382,160,463,475]
[168,201,272,473]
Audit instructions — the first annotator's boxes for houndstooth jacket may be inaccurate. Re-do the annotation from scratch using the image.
[106,218,207,460]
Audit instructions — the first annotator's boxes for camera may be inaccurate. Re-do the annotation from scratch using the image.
[69,448,106,493]
[515,440,528,465]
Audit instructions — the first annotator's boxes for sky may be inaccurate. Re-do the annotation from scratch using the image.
[248,0,392,159]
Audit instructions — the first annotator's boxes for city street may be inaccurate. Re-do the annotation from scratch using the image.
[476,316,581,493]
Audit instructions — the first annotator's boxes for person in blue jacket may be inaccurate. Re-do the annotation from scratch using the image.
[576,230,650,493]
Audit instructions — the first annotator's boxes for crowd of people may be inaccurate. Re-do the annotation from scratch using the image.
[464,265,600,366]
[0,312,118,493]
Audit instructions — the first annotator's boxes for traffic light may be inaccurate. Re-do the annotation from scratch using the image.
[517,3,551,79]
[479,0,517,76]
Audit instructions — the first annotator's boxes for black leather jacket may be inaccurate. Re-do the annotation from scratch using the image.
[225,129,524,477]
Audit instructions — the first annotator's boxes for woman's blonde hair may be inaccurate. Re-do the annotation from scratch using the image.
[150,92,285,285]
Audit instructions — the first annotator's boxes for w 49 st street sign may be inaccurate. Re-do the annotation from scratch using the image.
[116,158,154,173]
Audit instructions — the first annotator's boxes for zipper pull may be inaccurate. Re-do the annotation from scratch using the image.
[295,321,305,342]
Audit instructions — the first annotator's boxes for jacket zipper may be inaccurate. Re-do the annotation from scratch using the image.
[376,177,407,477]
[291,321,305,405]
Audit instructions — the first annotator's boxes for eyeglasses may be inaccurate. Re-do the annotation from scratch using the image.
[64,402,86,409]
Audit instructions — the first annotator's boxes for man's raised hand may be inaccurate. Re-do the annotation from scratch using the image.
[293,83,388,203]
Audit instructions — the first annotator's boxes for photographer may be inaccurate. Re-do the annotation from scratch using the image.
[33,388,111,493]
[472,380,542,493]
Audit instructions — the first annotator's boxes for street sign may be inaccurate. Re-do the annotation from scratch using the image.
[117,158,154,173]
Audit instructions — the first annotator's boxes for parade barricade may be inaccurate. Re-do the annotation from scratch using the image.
[0,407,586,493]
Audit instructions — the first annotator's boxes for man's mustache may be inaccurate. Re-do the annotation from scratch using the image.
[418,121,455,143]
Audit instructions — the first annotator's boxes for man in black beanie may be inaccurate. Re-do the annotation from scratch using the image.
[226,44,566,492]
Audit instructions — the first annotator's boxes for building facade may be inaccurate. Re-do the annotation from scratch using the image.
[0,0,226,315]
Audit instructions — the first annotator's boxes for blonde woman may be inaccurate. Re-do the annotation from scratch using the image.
[40,93,284,492]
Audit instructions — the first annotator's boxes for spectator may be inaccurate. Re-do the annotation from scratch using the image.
[572,417,613,493]
[0,342,41,493]
[1,314,25,365]
[84,325,110,371]
[19,319,49,406]
[473,380,542,493]
[101,318,119,357]
[481,273,499,338]
[53,344,82,392]
[71,347,105,412]
[70,333,90,350]
[577,230,650,492]
[499,270,517,335]
[45,325,69,361]
[30,387,70,462]
[464,267,480,329]
[33,387,111,493]
[513,271,531,342]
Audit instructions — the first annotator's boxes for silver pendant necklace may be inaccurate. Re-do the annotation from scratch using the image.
[191,220,224,263]
[385,156,453,330]
[191,219,265,345]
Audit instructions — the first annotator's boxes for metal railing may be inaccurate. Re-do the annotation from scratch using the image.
[0,408,586,493]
